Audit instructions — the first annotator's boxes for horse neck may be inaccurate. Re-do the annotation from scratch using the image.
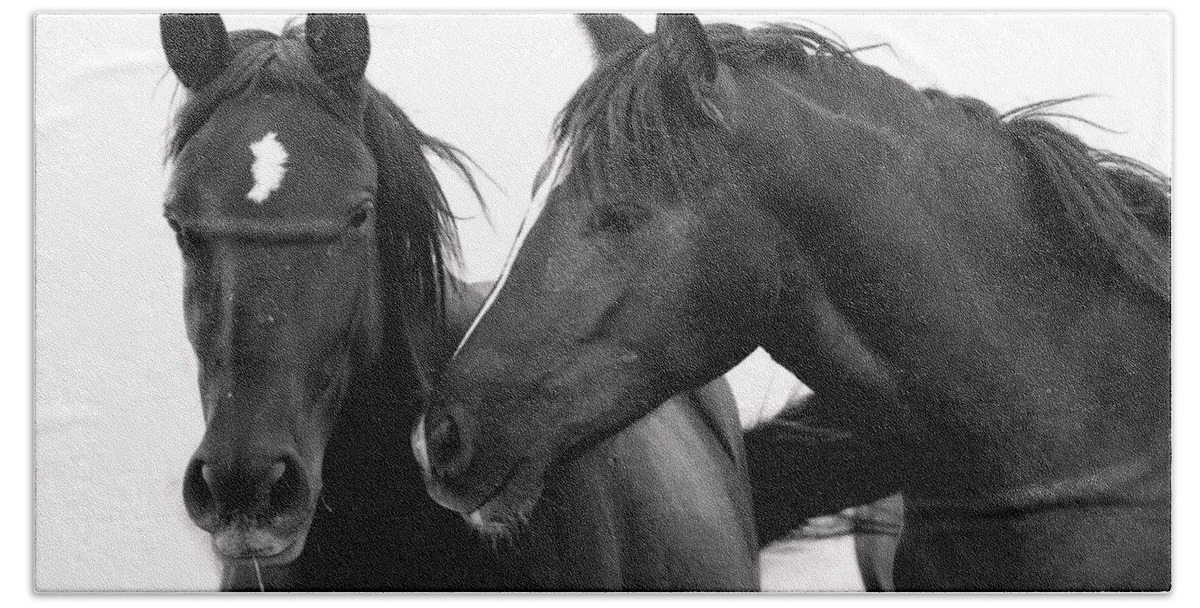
[743,58,1166,305]
[323,329,425,511]
[330,254,446,494]
[737,60,1029,226]
[749,62,1169,459]
[301,274,521,588]
[743,61,1082,401]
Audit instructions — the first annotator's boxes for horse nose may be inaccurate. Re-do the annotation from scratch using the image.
[182,451,309,530]
[423,409,474,480]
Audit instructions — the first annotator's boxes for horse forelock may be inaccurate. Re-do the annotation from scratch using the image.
[166,27,354,161]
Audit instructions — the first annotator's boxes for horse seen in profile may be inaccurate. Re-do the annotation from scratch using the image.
[417,13,1170,591]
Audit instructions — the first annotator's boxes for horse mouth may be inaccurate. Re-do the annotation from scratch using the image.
[459,462,546,537]
[211,519,312,567]
[414,414,553,536]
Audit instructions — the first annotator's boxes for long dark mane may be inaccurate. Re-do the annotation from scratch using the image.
[998,102,1170,301]
[165,24,478,350]
[545,21,1170,302]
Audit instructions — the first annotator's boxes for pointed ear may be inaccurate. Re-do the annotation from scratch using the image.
[655,14,727,128]
[160,13,231,89]
[577,14,648,61]
[655,14,717,85]
[305,14,371,91]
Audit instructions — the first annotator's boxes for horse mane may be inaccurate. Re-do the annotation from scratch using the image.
[997,101,1171,302]
[547,21,1170,303]
[164,24,479,350]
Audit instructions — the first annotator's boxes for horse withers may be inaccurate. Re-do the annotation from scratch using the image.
[418,13,1170,591]
[161,13,756,590]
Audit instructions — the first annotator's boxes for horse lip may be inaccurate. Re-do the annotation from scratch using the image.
[426,455,527,516]
[464,505,513,537]
[211,520,310,567]
[458,462,546,536]
[216,537,301,567]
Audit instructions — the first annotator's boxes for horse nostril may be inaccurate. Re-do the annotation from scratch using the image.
[267,460,286,485]
[265,456,306,518]
[182,454,310,529]
[427,414,471,476]
[183,459,218,531]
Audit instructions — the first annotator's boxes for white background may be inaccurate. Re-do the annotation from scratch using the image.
[26,4,1177,599]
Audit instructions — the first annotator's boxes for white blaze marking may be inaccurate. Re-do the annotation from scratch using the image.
[246,132,289,204]
[468,511,485,528]
[453,189,553,357]
[411,415,431,478]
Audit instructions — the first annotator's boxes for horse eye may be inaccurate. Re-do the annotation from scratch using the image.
[168,218,197,250]
[591,204,642,235]
[349,206,371,231]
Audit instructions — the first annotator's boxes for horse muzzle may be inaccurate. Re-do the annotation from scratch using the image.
[413,413,548,535]
[182,447,320,566]
[411,414,481,514]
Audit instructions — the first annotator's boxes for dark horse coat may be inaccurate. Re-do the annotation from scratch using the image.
[423,14,1169,591]
[161,13,757,590]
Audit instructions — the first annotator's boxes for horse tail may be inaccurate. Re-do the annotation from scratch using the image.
[743,391,903,546]
[1001,102,1170,303]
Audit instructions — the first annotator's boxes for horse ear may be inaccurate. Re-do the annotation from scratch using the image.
[160,13,231,90]
[655,14,727,127]
[577,14,648,61]
[305,14,371,91]
[655,13,717,85]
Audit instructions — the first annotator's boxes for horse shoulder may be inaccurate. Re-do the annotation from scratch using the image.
[589,382,759,589]
[682,377,745,467]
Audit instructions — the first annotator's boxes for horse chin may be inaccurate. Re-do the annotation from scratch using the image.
[461,464,547,538]
[211,516,314,568]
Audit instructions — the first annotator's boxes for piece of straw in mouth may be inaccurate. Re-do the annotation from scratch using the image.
[253,556,265,592]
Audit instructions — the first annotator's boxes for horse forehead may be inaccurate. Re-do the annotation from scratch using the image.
[179,97,373,216]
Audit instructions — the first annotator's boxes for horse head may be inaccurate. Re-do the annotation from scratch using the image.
[162,13,383,566]
[414,14,782,531]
